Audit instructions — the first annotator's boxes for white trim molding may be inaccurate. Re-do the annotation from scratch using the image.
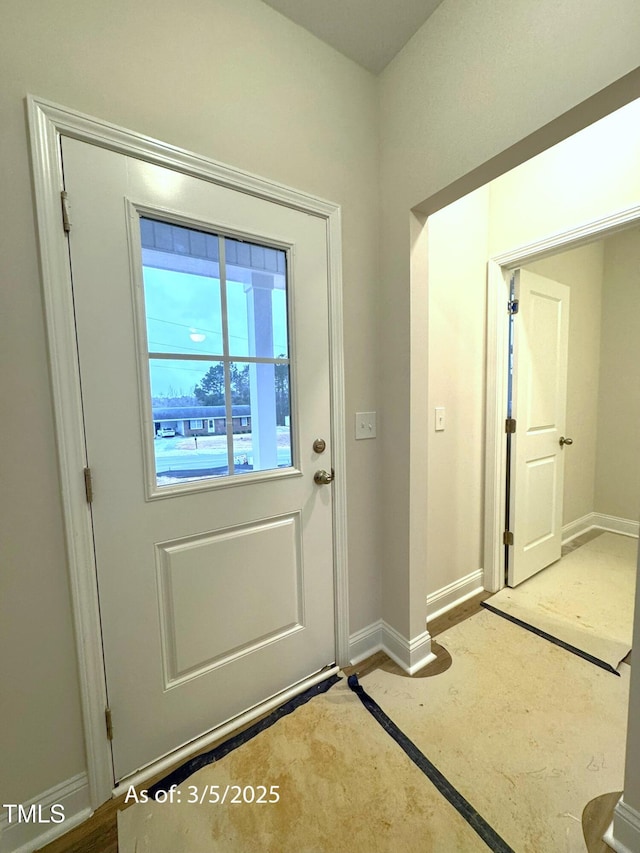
[348,621,436,675]
[603,797,640,853]
[562,512,640,544]
[562,513,598,544]
[483,260,511,593]
[382,622,436,675]
[592,514,640,539]
[483,204,640,594]
[27,94,349,810]
[427,569,484,621]
[348,620,384,666]
[0,773,91,853]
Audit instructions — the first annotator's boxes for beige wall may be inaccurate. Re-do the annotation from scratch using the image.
[425,188,489,595]
[526,243,605,527]
[595,228,640,521]
[0,0,380,809]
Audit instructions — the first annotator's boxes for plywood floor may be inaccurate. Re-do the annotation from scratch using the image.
[562,529,630,668]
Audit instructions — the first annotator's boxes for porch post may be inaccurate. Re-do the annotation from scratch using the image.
[244,272,277,470]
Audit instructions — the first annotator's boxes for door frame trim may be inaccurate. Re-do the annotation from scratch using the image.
[483,202,640,594]
[27,94,349,807]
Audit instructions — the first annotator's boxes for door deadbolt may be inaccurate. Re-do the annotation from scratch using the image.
[314,468,334,485]
[313,438,326,454]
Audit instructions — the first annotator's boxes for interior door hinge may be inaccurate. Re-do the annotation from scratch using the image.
[83,467,93,504]
[60,191,71,232]
[503,530,514,546]
[505,418,516,434]
[508,299,519,314]
[105,707,114,741]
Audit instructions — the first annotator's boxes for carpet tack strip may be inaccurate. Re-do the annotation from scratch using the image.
[480,601,620,675]
[147,673,341,798]
[347,674,515,853]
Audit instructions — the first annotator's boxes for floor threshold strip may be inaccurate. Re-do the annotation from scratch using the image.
[147,673,341,799]
[480,601,620,676]
[347,674,515,853]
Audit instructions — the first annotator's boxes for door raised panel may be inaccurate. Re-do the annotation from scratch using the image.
[522,456,557,549]
[527,290,564,428]
[157,513,304,687]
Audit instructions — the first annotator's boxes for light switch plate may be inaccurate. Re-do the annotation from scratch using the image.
[435,407,445,431]
[355,412,377,439]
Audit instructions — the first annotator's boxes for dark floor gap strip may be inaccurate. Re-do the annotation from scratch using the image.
[347,674,515,853]
[480,601,620,676]
[147,673,341,798]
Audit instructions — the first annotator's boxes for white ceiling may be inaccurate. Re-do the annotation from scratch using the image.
[261,0,445,74]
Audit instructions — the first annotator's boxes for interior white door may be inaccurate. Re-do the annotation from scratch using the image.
[508,268,571,587]
[61,136,336,781]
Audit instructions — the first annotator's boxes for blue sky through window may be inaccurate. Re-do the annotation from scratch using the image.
[143,266,289,397]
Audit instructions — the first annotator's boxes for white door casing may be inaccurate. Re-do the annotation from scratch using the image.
[28,96,348,804]
[484,208,640,595]
[508,269,570,586]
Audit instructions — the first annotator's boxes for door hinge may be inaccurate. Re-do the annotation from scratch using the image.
[505,418,516,434]
[508,299,519,314]
[105,707,114,741]
[503,530,514,546]
[83,467,93,504]
[60,191,71,232]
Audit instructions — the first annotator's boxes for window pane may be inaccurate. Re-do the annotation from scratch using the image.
[230,361,292,474]
[225,238,289,358]
[141,218,223,356]
[139,219,294,492]
[151,359,229,485]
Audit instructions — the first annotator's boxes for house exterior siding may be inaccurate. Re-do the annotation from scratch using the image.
[153,406,252,437]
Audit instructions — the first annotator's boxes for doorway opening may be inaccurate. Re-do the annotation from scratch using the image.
[488,220,640,597]
[419,95,640,648]
[28,95,349,807]
[503,234,640,590]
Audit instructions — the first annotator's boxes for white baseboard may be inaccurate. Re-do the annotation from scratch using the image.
[382,621,436,675]
[593,513,640,539]
[0,773,92,853]
[563,512,639,544]
[348,620,436,675]
[426,569,484,621]
[562,513,597,543]
[603,797,640,853]
[348,619,384,666]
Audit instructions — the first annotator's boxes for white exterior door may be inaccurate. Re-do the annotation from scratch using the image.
[508,269,571,587]
[61,137,336,781]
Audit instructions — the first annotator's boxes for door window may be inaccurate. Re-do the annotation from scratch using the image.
[140,217,293,489]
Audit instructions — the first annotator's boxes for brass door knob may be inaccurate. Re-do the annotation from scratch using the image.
[314,469,335,485]
[559,436,573,446]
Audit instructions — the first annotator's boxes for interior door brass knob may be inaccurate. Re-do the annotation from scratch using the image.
[314,468,335,485]
[559,436,573,446]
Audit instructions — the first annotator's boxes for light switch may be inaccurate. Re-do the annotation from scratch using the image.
[435,407,445,431]
[355,412,377,440]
